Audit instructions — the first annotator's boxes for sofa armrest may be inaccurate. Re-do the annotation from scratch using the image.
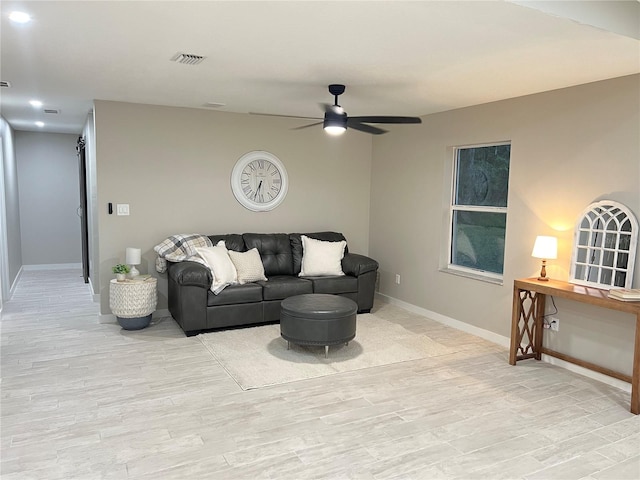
[342,253,379,277]
[168,261,211,289]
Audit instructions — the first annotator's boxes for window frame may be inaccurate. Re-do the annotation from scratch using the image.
[445,141,511,283]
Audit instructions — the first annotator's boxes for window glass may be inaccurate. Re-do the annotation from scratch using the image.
[452,211,506,274]
[449,143,510,278]
[454,145,510,207]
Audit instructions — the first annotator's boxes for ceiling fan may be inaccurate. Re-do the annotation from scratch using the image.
[254,84,422,135]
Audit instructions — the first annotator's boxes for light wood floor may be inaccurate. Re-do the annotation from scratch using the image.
[1,269,638,479]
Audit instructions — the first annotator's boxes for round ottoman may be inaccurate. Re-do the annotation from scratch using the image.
[280,294,357,358]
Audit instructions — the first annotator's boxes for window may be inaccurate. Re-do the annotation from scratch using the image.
[570,200,638,289]
[448,143,511,279]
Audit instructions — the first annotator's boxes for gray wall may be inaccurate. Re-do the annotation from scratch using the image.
[15,131,81,265]
[0,116,22,288]
[90,76,639,378]
[370,74,640,376]
[93,101,373,314]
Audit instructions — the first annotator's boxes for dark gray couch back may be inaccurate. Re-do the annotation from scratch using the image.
[243,233,293,276]
[207,234,245,253]
[205,232,348,277]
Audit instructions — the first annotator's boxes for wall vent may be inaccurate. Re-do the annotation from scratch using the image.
[170,52,206,65]
[0,81,11,88]
[44,109,60,114]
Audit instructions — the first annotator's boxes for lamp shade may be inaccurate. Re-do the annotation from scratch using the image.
[531,236,557,259]
[125,247,141,265]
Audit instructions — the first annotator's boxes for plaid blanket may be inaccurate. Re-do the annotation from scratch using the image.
[154,234,212,273]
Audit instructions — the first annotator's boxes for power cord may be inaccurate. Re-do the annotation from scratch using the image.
[542,295,558,329]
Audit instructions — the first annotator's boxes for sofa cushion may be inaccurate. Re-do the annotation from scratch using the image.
[207,283,263,307]
[308,275,358,294]
[243,233,293,276]
[228,248,267,284]
[290,232,348,275]
[258,276,312,300]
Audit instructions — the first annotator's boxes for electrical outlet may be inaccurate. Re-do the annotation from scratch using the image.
[395,274,401,285]
[549,316,560,332]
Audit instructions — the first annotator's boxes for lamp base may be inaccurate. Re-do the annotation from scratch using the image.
[537,260,548,281]
[129,265,140,278]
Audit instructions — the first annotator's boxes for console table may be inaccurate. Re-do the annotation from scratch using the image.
[509,277,640,414]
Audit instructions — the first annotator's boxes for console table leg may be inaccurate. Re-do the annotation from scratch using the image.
[510,287,543,364]
[632,313,640,415]
[509,286,522,365]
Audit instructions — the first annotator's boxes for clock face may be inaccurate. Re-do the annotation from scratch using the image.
[231,151,288,211]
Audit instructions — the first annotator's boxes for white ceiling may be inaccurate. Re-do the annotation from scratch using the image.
[1,1,638,134]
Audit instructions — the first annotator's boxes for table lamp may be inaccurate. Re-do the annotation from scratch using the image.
[125,247,141,278]
[531,236,557,281]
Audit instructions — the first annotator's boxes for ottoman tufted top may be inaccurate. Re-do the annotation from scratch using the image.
[281,293,357,319]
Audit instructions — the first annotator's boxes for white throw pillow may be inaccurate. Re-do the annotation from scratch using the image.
[196,241,237,294]
[299,235,346,277]
[228,248,267,284]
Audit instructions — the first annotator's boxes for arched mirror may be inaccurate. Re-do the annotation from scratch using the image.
[570,200,638,290]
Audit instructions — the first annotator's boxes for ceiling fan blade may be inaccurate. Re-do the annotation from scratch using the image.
[249,112,321,120]
[292,121,323,130]
[349,116,422,124]
[347,121,388,135]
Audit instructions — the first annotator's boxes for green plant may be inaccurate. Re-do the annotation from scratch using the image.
[112,264,130,275]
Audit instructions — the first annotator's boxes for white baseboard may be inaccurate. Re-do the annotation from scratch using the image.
[98,313,116,324]
[375,292,631,393]
[23,263,82,270]
[87,277,100,303]
[98,308,171,325]
[9,266,23,298]
[375,292,510,348]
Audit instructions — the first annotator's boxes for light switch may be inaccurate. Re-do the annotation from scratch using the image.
[116,204,130,216]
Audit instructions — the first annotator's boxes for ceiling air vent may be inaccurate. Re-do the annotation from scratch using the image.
[0,81,11,88]
[44,109,60,114]
[170,52,206,65]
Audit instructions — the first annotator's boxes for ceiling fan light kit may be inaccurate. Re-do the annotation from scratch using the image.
[323,108,347,135]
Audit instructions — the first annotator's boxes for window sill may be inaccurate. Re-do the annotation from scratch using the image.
[439,267,504,286]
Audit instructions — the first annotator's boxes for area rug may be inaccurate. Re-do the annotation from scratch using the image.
[197,313,454,390]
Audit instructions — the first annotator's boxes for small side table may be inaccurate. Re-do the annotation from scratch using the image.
[109,277,157,330]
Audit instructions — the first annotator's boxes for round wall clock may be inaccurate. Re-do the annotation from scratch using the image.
[231,151,288,212]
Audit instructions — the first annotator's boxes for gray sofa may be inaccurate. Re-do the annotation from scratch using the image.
[167,232,379,336]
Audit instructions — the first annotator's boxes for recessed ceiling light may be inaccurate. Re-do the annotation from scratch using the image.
[29,100,43,107]
[9,11,31,24]
[35,121,44,128]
